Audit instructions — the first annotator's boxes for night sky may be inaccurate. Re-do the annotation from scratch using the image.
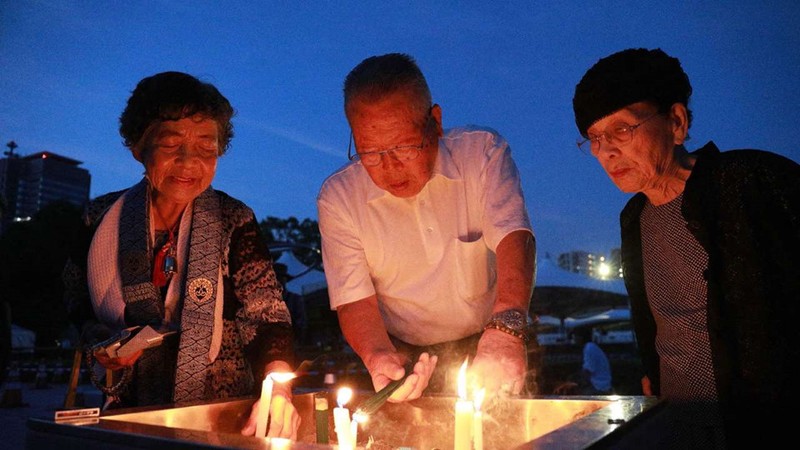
[2,1,798,259]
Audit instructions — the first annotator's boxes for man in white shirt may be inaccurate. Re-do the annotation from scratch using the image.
[317,53,536,402]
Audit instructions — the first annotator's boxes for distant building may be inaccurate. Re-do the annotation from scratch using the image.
[0,150,90,234]
[558,249,623,280]
[558,250,597,276]
[609,248,623,278]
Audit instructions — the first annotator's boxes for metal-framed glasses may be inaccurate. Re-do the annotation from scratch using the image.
[348,117,433,167]
[577,112,660,154]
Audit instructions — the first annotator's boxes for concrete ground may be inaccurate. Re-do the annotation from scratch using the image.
[1,379,102,450]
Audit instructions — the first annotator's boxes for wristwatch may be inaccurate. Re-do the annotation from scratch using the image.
[484,309,530,343]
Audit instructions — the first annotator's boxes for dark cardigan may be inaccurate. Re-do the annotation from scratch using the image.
[620,141,800,439]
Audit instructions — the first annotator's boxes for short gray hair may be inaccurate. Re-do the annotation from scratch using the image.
[343,53,432,127]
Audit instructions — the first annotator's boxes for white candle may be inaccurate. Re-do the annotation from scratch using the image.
[255,372,296,438]
[255,374,273,438]
[334,387,354,450]
[473,388,485,450]
[351,411,367,448]
[454,358,474,450]
[350,416,359,447]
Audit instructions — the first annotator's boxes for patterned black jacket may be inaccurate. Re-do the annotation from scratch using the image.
[63,186,294,407]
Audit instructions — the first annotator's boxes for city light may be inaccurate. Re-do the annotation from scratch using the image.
[597,262,611,279]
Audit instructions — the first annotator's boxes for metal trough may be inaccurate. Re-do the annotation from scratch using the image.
[27,391,662,449]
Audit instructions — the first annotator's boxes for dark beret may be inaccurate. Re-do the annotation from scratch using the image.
[573,48,692,136]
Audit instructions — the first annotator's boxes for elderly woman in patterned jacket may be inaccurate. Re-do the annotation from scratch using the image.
[62,71,299,438]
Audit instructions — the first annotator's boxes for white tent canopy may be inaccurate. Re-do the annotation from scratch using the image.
[286,269,327,296]
[276,251,327,296]
[11,324,35,352]
[535,256,627,296]
[276,251,311,278]
[536,314,563,327]
[564,308,631,329]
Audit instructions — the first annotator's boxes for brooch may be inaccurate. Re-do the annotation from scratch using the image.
[188,277,214,304]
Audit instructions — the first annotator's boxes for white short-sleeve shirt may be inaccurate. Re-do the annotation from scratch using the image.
[317,126,532,345]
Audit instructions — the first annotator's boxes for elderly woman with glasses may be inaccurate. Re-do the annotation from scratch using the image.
[573,48,800,448]
[62,71,299,438]
[317,53,536,404]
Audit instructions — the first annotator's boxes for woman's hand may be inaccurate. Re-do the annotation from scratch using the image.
[92,348,143,370]
[241,382,300,439]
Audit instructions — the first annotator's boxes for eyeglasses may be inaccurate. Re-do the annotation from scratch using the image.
[348,116,433,167]
[577,112,661,155]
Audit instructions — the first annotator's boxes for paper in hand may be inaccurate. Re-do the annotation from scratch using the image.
[103,325,176,358]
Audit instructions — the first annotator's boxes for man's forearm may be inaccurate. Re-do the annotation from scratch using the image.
[337,295,396,366]
[493,230,536,314]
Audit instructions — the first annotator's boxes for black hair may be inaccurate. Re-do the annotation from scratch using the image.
[119,71,235,154]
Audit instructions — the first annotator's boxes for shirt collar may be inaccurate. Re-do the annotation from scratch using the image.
[365,134,462,202]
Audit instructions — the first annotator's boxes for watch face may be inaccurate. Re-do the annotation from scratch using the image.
[495,310,527,331]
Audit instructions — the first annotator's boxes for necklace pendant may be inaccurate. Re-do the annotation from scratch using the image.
[163,254,176,276]
[152,241,175,288]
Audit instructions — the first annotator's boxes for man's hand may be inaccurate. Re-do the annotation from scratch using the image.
[241,382,300,439]
[366,351,438,403]
[338,296,437,402]
[470,328,527,399]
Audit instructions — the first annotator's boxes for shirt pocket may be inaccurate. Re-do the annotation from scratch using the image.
[453,235,495,302]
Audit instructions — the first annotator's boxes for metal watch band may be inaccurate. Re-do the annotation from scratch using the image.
[484,321,530,343]
[484,309,529,343]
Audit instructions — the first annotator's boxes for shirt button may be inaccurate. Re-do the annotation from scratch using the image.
[426,227,433,232]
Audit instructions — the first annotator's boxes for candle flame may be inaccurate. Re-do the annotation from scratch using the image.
[269,372,296,383]
[337,387,353,408]
[352,410,369,424]
[269,437,292,449]
[457,358,469,400]
[474,388,485,412]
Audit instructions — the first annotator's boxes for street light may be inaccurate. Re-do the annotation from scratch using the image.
[597,262,611,279]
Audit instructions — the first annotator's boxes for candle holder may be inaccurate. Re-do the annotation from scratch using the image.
[314,392,329,444]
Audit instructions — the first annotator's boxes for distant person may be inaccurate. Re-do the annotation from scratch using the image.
[317,53,536,402]
[572,47,800,448]
[554,327,612,395]
[62,71,299,438]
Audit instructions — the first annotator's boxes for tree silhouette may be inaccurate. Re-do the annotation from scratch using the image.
[259,216,322,269]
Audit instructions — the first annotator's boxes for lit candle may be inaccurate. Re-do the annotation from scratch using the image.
[334,387,354,450]
[255,374,273,438]
[270,437,292,450]
[473,388,485,450]
[350,416,359,447]
[255,372,295,438]
[351,410,368,448]
[454,358,474,450]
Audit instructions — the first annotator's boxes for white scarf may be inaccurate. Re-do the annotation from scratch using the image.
[86,183,225,362]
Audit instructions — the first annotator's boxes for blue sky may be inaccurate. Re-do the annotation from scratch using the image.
[2,1,799,259]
